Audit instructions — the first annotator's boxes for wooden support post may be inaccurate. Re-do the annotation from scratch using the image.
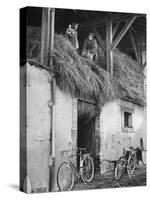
[129,30,139,61]
[49,8,55,68]
[106,16,113,76]
[112,15,137,50]
[40,8,51,65]
[40,7,56,192]
[93,27,106,52]
[40,8,55,68]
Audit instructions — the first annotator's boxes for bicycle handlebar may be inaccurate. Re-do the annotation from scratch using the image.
[61,148,86,155]
[117,141,135,150]
[117,141,146,153]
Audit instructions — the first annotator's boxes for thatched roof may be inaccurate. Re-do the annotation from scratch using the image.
[27,26,145,115]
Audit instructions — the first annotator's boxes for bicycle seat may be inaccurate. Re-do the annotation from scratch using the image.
[77,148,86,153]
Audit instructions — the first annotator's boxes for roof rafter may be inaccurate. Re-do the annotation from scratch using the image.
[129,30,139,61]
[112,22,120,38]
[112,15,137,50]
[93,27,106,52]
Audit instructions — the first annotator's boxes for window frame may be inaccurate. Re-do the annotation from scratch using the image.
[121,106,134,133]
[124,111,133,128]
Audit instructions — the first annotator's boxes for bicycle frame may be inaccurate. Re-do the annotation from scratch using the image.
[62,149,90,183]
[67,156,80,179]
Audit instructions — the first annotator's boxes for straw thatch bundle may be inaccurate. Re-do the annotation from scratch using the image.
[96,45,145,106]
[52,34,115,105]
[26,26,145,118]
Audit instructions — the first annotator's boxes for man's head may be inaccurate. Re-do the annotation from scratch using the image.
[72,23,78,30]
[88,33,94,40]
[68,24,72,29]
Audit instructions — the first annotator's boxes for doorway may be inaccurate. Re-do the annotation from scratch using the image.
[77,99,98,170]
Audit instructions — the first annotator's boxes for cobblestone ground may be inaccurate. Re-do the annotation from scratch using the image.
[73,165,146,191]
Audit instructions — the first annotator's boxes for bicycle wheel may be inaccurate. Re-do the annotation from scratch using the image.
[127,152,136,175]
[115,158,126,181]
[57,162,75,191]
[81,155,94,183]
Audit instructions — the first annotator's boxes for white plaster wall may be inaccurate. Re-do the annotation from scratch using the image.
[100,99,146,173]
[54,88,76,191]
[26,63,51,192]
[100,101,121,161]
[21,63,77,192]
[55,88,73,154]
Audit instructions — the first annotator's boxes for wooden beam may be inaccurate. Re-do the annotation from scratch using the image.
[106,16,113,76]
[143,61,146,68]
[80,13,138,29]
[130,27,138,35]
[49,8,55,68]
[112,15,137,50]
[138,40,143,65]
[40,8,51,65]
[93,27,106,52]
[40,8,55,68]
[112,22,120,38]
[129,30,139,61]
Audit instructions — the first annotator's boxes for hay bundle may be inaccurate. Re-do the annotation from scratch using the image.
[96,44,145,106]
[113,50,145,105]
[53,34,114,106]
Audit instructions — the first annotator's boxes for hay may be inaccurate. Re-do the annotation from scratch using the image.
[78,102,98,119]
[96,45,145,106]
[53,34,114,106]
[26,26,145,114]
[113,50,145,105]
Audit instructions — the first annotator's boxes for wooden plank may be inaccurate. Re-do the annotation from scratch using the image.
[129,30,139,61]
[112,15,137,50]
[106,16,113,76]
[78,98,97,105]
[93,27,106,52]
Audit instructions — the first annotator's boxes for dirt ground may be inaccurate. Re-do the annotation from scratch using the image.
[73,165,146,191]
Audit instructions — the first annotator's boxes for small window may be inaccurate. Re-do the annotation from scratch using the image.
[124,112,132,128]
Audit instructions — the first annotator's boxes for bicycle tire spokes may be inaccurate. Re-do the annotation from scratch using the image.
[115,159,126,181]
[57,162,75,191]
[57,149,94,191]
[81,156,94,183]
[127,152,136,176]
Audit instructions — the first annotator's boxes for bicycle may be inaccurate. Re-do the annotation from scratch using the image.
[57,148,94,191]
[115,144,138,181]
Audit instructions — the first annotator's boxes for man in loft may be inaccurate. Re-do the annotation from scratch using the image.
[82,32,98,61]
